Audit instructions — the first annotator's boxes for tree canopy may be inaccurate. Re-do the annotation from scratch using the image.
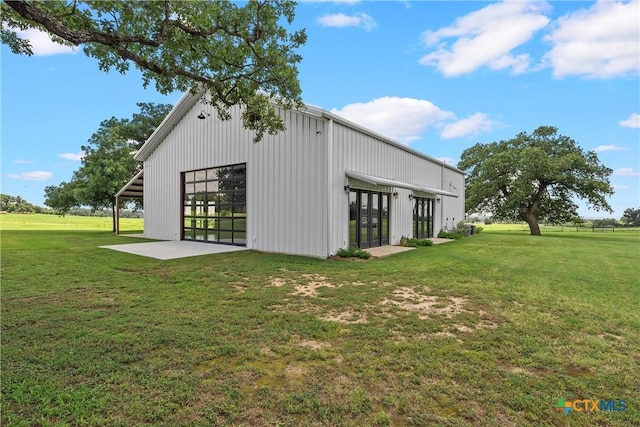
[620,207,640,227]
[44,102,172,229]
[2,0,306,141]
[1,194,48,213]
[458,126,613,235]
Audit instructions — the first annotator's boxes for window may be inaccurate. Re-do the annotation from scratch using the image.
[182,163,247,245]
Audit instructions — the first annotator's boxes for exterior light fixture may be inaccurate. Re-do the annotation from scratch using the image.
[408,194,414,200]
[436,198,441,203]
[393,192,399,199]
[344,185,350,193]
[197,110,210,120]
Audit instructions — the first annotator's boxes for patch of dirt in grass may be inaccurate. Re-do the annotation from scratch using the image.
[320,308,368,324]
[233,283,249,292]
[293,274,334,297]
[260,347,277,357]
[380,287,467,319]
[597,332,624,341]
[284,363,307,378]
[565,364,593,377]
[297,339,331,350]
[270,277,287,287]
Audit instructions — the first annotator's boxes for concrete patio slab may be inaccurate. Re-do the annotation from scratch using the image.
[366,246,415,258]
[100,240,248,260]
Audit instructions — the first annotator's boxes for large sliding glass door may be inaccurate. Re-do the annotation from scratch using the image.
[413,197,435,239]
[183,163,247,245]
[349,189,389,249]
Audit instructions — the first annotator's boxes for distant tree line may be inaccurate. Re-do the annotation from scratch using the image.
[467,207,640,228]
[0,194,50,214]
[1,194,142,218]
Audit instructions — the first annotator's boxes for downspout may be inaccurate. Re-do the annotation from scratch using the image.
[440,164,445,231]
[326,118,334,257]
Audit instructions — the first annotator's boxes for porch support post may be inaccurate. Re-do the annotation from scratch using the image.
[115,196,120,235]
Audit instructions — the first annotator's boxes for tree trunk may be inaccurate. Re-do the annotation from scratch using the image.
[524,210,541,236]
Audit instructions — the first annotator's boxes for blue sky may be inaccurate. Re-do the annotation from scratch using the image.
[2,0,638,218]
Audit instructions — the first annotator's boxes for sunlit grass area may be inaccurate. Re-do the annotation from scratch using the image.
[0,213,143,231]
[2,217,638,426]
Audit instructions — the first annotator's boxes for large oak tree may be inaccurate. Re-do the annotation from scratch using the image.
[458,126,613,235]
[44,103,173,230]
[2,0,306,141]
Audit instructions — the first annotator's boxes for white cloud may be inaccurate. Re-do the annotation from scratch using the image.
[316,12,377,30]
[58,152,84,161]
[439,113,496,139]
[13,159,35,164]
[620,113,640,128]
[419,0,550,76]
[593,145,627,152]
[330,97,454,144]
[543,0,640,78]
[612,168,640,177]
[7,171,53,181]
[12,27,77,56]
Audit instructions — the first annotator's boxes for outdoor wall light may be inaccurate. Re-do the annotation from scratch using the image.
[393,192,399,199]
[408,194,414,200]
[436,198,441,203]
[344,185,350,193]
[197,110,210,120]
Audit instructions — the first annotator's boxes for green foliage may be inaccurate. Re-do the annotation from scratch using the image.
[337,247,371,259]
[483,217,493,225]
[459,126,613,236]
[44,180,80,216]
[620,207,640,227]
[44,103,170,229]
[402,238,433,247]
[2,1,306,141]
[455,221,470,236]
[0,194,48,213]
[437,230,463,240]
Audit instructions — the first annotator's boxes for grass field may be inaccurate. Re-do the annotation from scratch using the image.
[2,214,639,426]
[0,213,143,231]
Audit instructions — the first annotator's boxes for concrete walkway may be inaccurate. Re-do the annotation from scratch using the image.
[365,246,415,258]
[100,240,248,260]
[365,238,455,258]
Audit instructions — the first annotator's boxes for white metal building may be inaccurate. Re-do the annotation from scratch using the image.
[125,91,465,258]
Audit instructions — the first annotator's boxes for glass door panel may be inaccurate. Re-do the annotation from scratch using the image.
[381,194,389,245]
[359,192,370,248]
[371,193,380,247]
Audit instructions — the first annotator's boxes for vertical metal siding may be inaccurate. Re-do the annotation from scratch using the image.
[328,121,464,254]
[144,102,329,257]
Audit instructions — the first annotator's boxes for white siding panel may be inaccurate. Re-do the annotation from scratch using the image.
[327,121,464,254]
[144,101,329,257]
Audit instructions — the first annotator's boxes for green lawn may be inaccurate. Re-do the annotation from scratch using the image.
[1,215,639,426]
[0,213,143,231]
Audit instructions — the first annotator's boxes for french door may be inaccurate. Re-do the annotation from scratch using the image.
[349,189,389,249]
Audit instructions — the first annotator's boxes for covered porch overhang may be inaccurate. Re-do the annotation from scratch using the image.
[114,170,143,235]
[345,170,458,198]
